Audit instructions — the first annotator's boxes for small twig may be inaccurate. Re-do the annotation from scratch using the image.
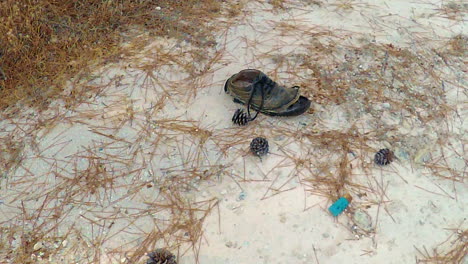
[313,245,320,264]
[414,185,454,199]
[380,51,389,75]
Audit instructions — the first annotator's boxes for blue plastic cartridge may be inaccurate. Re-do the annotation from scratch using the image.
[328,197,350,217]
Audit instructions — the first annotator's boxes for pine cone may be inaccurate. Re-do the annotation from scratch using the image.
[250,137,269,157]
[147,248,177,264]
[374,148,394,166]
[232,108,251,126]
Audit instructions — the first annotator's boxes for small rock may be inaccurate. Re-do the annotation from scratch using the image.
[414,147,431,164]
[33,241,43,251]
[236,191,247,201]
[62,240,68,248]
[279,214,287,223]
[273,135,285,141]
[220,189,228,195]
[352,210,373,232]
[395,149,410,160]
[225,241,234,248]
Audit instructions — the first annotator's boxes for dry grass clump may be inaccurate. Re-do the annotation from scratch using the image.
[444,34,467,57]
[434,1,468,21]
[0,203,71,263]
[0,0,228,110]
[416,227,467,263]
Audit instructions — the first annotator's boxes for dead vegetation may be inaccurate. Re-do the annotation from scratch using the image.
[434,1,468,21]
[0,0,232,110]
[416,225,467,263]
[0,0,466,263]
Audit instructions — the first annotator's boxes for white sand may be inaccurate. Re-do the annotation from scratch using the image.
[0,1,466,263]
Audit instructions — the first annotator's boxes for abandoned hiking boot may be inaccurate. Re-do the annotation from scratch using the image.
[224,69,311,117]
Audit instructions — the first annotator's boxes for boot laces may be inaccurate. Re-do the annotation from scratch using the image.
[246,75,273,120]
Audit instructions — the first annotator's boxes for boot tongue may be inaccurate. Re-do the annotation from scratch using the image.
[251,73,300,110]
[252,73,275,97]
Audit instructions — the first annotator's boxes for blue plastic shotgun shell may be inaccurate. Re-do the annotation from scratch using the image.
[328,197,350,216]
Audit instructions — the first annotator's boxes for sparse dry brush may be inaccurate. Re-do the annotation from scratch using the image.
[416,226,467,263]
[0,0,239,263]
[0,0,229,110]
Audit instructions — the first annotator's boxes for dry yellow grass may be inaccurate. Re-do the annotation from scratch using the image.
[0,0,230,110]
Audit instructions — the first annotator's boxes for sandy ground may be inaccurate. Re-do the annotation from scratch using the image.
[0,1,466,264]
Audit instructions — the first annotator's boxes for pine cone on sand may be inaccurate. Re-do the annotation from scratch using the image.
[147,248,177,264]
[250,137,269,157]
[232,108,251,126]
[374,148,394,166]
